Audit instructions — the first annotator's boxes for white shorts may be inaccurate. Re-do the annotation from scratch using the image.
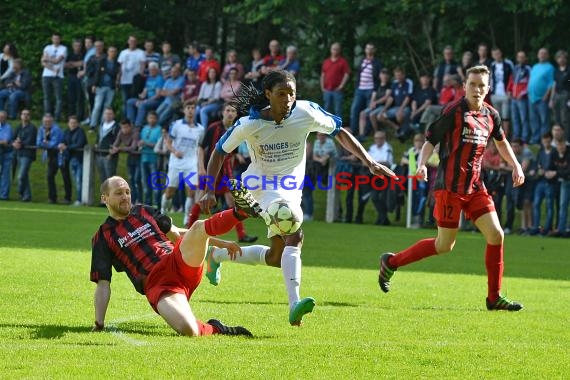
[251,188,304,238]
[167,166,199,189]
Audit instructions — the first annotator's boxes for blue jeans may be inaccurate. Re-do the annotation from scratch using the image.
[558,180,570,232]
[0,151,13,199]
[349,89,374,133]
[141,161,159,206]
[69,157,83,202]
[0,89,28,119]
[95,154,118,182]
[196,102,222,127]
[511,97,530,142]
[90,87,115,128]
[156,98,176,126]
[529,100,549,145]
[42,76,63,119]
[16,156,33,201]
[532,179,554,232]
[127,98,163,127]
[121,84,133,116]
[323,90,344,118]
[127,160,141,203]
[67,75,84,120]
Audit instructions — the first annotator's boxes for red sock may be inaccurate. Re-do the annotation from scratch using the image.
[186,203,202,229]
[389,238,438,268]
[235,221,246,240]
[485,244,503,302]
[204,209,240,236]
[197,320,216,336]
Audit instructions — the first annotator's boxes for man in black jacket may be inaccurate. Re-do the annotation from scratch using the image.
[11,109,36,201]
[59,115,87,205]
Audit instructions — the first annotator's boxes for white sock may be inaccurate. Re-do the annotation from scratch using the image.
[161,194,172,213]
[183,197,194,226]
[212,245,269,265]
[281,246,301,309]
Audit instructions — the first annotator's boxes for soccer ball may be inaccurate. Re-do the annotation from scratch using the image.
[265,199,301,236]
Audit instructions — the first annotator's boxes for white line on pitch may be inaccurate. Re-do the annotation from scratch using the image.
[0,206,106,216]
[106,313,157,346]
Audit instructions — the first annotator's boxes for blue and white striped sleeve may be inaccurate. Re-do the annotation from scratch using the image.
[216,119,246,155]
[306,101,342,137]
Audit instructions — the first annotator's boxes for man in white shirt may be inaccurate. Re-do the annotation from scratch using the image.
[355,130,394,225]
[118,35,145,115]
[491,47,514,136]
[200,70,394,326]
[41,33,67,120]
[162,102,205,226]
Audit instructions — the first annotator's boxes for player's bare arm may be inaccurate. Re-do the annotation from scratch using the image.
[334,127,395,178]
[199,149,225,212]
[93,280,111,331]
[198,146,206,176]
[415,140,436,182]
[494,139,525,187]
[209,238,243,260]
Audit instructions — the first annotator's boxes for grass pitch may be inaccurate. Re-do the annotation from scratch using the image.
[0,203,568,379]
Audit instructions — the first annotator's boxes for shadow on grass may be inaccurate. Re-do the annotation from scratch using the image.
[0,323,161,340]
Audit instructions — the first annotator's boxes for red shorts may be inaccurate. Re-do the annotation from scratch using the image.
[433,189,495,229]
[143,239,203,313]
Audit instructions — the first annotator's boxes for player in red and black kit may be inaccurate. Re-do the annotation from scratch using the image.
[378,65,526,311]
[186,102,258,243]
[90,175,262,336]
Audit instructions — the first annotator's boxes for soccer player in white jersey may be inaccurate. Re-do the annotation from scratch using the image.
[161,101,205,225]
[200,70,395,325]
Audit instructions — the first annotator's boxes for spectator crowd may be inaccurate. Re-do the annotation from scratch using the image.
[0,34,568,237]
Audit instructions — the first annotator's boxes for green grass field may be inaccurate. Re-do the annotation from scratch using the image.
[0,202,569,379]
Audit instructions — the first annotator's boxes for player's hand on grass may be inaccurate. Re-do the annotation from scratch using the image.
[512,164,525,187]
[369,162,395,178]
[91,321,104,332]
[199,191,217,214]
[416,165,428,182]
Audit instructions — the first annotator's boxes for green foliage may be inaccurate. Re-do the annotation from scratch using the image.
[0,0,568,121]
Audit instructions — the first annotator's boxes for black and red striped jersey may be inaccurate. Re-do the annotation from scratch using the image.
[426,97,505,194]
[201,121,234,180]
[90,205,173,294]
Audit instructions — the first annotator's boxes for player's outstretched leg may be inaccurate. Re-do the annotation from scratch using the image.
[228,179,266,220]
[204,246,221,286]
[289,297,316,326]
[378,252,397,293]
[486,295,523,311]
[207,319,253,337]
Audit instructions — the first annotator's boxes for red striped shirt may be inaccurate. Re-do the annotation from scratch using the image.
[426,98,505,194]
[90,205,173,294]
[201,121,234,179]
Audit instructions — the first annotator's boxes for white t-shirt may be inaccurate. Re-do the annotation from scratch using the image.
[42,44,67,78]
[494,62,506,96]
[118,48,145,85]
[368,142,393,165]
[168,119,205,171]
[217,100,342,192]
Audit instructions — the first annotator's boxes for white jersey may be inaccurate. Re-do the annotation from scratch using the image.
[168,119,205,171]
[216,100,341,194]
[42,44,67,78]
[118,48,145,85]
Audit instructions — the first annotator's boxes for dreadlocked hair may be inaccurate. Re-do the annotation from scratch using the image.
[231,69,297,117]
